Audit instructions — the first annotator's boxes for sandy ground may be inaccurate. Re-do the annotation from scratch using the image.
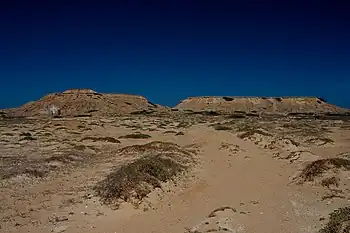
[0,114,349,233]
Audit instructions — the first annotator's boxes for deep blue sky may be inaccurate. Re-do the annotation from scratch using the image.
[1,0,349,108]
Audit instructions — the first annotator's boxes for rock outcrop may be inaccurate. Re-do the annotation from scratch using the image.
[6,89,163,117]
[174,96,347,114]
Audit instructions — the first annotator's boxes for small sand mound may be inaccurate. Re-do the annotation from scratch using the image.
[94,141,195,205]
[94,155,186,205]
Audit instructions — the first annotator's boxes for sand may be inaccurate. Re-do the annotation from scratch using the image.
[0,114,349,233]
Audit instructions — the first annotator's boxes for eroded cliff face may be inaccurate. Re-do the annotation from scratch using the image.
[174,96,346,114]
[6,89,162,117]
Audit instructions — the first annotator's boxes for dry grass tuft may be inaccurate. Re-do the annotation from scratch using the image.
[297,158,350,183]
[319,206,350,233]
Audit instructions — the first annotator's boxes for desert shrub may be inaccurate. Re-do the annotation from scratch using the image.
[19,134,37,141]
[20,132,32,137]
[298,158,350,183]
[81,136,120,143]
[94,155,186,204]
[119,133,151,139]
[319,206,350,233]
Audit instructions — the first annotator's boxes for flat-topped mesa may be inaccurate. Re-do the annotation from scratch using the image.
[6,89,162,117]
[174,96,345,114]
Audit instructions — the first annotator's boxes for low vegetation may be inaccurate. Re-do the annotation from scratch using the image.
[19,135,37,141]
[297,158,350,183]
[0,156,48,179]
[93,141,194,206]
[94,154,186,205]
[19,132,37,141]
[319,206,350,233]
[0,149,94,180]
[19,132,32,137]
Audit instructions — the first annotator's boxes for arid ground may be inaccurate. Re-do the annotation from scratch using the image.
[1,110,349,233]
